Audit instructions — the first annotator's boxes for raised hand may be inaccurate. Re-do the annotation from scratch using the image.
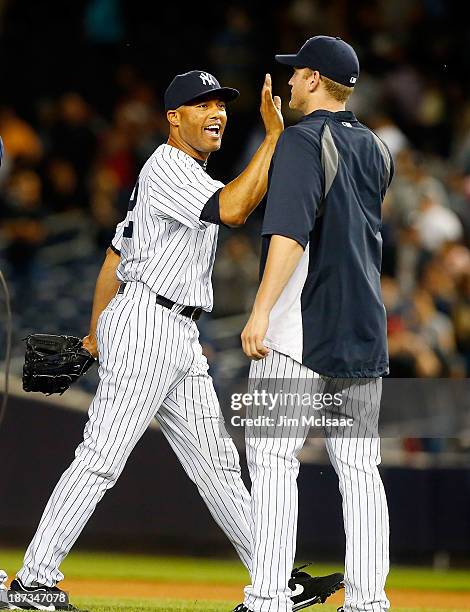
[260,73,283,137]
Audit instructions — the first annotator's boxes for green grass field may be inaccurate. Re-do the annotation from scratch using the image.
[1,549,469,612]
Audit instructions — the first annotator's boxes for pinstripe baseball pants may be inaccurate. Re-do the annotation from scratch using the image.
[244,350,390,612]
[18,282,253,586]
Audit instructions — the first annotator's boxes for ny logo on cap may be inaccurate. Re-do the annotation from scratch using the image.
[350,76,357,84]
[199,72,216,86]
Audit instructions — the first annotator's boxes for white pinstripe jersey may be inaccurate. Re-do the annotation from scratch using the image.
[112,144,224,310]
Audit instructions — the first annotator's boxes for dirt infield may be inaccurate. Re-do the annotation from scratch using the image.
[61,578,470,609]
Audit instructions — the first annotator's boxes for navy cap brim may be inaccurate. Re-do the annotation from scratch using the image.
[180,87,240,108]
[275,54,303,67]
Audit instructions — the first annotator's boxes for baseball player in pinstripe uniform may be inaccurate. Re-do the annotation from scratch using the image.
[238,37,393,612]
[6,70,341,611]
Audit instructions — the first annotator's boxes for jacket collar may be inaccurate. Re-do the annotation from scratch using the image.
[300,109,357,123]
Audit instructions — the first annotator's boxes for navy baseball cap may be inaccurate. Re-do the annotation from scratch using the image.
[275,36,359,87]
[164,70,239,112]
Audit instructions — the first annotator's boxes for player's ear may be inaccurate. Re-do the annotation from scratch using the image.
[307,70,320,92]
[167,110,180,127]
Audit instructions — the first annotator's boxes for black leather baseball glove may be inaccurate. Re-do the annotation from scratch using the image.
[23,334,96,395]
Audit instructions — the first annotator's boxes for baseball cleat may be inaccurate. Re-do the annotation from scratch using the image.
[7,578,87,611]
[290,565,344,611]
[232,567,344,612]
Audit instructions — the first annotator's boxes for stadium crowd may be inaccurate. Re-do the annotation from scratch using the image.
[1,0,470,394]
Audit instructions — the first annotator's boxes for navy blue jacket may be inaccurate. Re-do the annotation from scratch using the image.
[260,109,393,378]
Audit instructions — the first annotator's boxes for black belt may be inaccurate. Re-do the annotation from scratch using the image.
[117,283,202,321]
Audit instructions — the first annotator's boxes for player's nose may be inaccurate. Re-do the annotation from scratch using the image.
[208,111,226,126]
[209,107,225,118]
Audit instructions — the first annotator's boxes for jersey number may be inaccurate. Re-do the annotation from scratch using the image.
[123,181,139,238]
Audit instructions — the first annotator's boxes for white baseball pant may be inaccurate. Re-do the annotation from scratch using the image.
[244,349,390,612]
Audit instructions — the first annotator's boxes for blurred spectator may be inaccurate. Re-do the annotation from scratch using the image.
[387,149,449,227]
[98,126,135,191]
[453,273,470,373]
[0,107,43,163]
[113,84,167,169]
[212,235,259,317]
[0,169,47,297]
[411,288,457,373]
[413,185,463,252]
[383,63,425,131]
[210,6,258,113]
[43,158,83,212]
[89,166,125,248]
[446,170,470,246]
[370,114,408,159]
[383,277,428,376]
[420,257,456,316]
[49,93,98,199]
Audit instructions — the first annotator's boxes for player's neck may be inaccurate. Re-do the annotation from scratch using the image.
[167,136,210,162]
[302,98,346,116]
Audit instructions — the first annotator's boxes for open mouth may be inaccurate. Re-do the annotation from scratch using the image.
[204,124,221,138]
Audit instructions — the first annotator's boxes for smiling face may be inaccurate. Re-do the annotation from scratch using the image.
[167,96,228,160]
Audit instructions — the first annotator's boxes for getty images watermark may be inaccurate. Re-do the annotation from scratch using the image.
[229,388,354,430]
[221,377,470,440]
